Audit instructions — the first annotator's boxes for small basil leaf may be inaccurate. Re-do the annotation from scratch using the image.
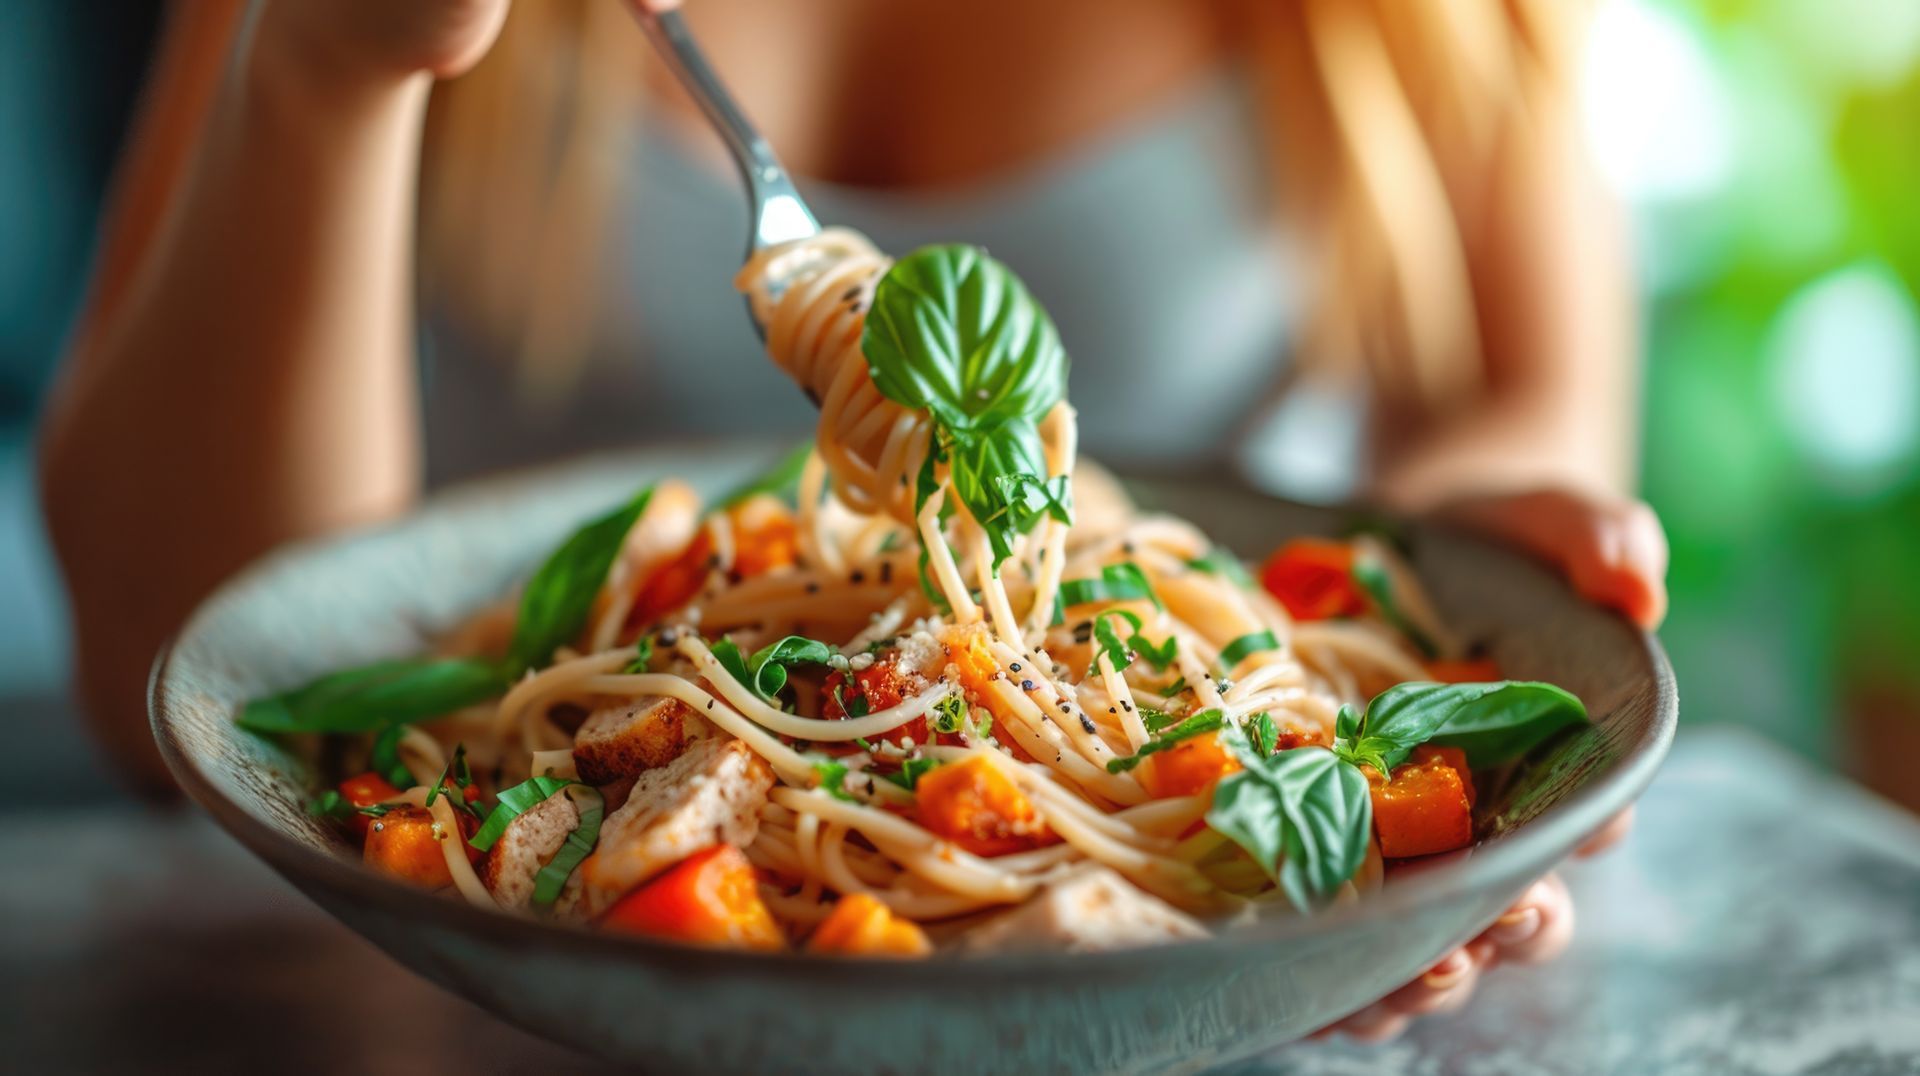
[1219,630,1280,670]
[860,244,1067,432]
[947,416,1071,565]
[1334,704,1361,745]
[885,756,940,791]
[1207,747,1373,914]
[238,657,508,735]
[744,635,837,699]
[1091,610,1144,672]
[813,758,856,801]
[369,723,412,788]
[509,487,655,672]
[1106,709,1225,774]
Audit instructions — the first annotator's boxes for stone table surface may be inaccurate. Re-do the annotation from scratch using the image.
[3,726,1916,1075]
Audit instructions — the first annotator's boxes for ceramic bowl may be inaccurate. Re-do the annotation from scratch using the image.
[150,444,1676,1074]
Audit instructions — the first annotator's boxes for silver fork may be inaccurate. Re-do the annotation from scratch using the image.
[627,4,823,317]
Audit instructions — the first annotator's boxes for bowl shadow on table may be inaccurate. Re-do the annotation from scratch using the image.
[149,446,1675,1075]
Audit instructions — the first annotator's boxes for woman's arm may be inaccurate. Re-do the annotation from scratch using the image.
[37,1,505,793]
[1368,91,1667,629]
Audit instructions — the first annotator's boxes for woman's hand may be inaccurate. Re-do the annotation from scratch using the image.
[259,0,513,84]
[1319,809,1633,1041]
[1439,488,1669,630]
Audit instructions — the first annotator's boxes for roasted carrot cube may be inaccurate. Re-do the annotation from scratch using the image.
[806,893,932,958]
[915,756,1050,857]
[1261,538,1367,621]
[363,805,456,889]
[1424,657,1503,684]
[728,498,800,578]
[1368,745,1476,858]
[1139,731,1242,799]
[337,772,402,838]
[598,844,785,951]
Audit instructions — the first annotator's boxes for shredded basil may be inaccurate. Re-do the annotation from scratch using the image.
[533,786,603,909]
[468,774,576,852]
[1187,547,1255,589]
[623,635,656,675]
[1056,563,1161,623]
[309,790,393,821]
[1218,630,1280,670]
[930,693,968,734]
[813,758,856,801]
[713,635,836,702]
[423,744,480,819]
[885,756,940,791]
[1106,709,1226,774]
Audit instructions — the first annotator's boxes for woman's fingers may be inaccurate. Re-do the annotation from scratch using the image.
[1440,489,1669,629]
[1380,945,1488,1016]
[1482,873,1576,966]
[1576,806,1634,858]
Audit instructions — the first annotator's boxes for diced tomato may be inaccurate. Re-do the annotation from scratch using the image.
[1139,731,1242,799]
[820,655,944,753]
[914,756,1051,857]
[1367,745,1476,858]
[337,772,401,838]
[806,893,932,958]
[1425,657,1503,684]
[363,805,457,889]
[1261,538,1368,621]
[628,530,715,630]
[598,845,785,951]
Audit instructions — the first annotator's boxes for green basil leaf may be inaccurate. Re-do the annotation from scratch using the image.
[1359,680,1587,770]
[1106,709,1225,774]
[468,774,576,852]
[1219,630,1280,670]
[238,657,508,735]
[1140,707,1179,733]
[947,417,1071,565]
[368,723,412,788]
[714,441,813,510]
[1058,562,1161,614]
[1207,747,1373,913]
[1188,548,1255,589]
[814,758,856,801]
[508,487,655,673]
[885,756,940,791]
[860,244,1067,433]
[716,635,837,702]
[1334,704,1361,744]
[1252,712,1280,758]
[1091,610,1144,673]
[1351,558,1439,659]
[533,786,603,908]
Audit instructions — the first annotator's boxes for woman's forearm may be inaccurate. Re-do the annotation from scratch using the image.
[39,13,432,791]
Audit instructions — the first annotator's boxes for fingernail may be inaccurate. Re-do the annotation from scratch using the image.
[1489,907,1541,945]
[1422,950,1472,989]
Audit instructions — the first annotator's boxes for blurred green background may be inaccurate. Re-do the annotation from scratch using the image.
[1,0,1916,807]
[1589,0,1920,805]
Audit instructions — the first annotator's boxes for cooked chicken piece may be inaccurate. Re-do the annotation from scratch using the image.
[579,737,773,917]
[481,792,581,911]
[962,865,1208,953]
[573,696,707,785]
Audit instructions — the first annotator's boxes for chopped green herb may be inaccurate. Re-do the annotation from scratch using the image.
[368,723,412,788]
[1161,676,1190,699]
[1106,709,1226,774]
[1350,558,1440,659]
[423,744,481,819]
[623,635,656,675]
[1187,547,1255,588]
[1140,707,1179,733]
[468,774,576,852]
[1218,630,1280,670]
[308,790,393,821]
[813,758,857,802]
[931,693,969,734]
[1057,563,1161,616]
[713,634,837,702]
[884,756,939,791]
[533,786,603,908]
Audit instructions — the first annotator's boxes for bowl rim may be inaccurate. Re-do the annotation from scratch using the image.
[149,461,1678,985]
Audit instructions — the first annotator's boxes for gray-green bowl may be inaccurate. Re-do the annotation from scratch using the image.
[150,445,1676,1074]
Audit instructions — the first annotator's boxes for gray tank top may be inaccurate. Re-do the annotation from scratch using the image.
[423,70,1325,490]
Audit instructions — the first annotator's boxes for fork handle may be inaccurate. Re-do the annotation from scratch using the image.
[628,5,821,255]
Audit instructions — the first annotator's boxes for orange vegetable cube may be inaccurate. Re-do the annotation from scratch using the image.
[598,845,785,951]
[806,893,932,958]
[363,805,456,889]
[1368,745,1476,858]
[1139,731,1242,799]
[1261,538,1368,621]
[914,756,1050,857]
[728,498,800,579]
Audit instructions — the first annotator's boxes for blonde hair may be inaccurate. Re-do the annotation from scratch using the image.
[421,0,1590,415]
